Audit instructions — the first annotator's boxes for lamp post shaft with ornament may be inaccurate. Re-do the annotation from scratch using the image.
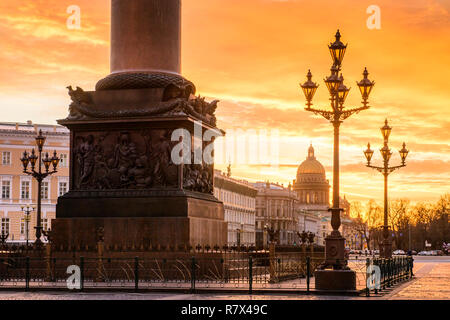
[300,30,375,271]
[21,205,34,247]
[363,119,409,258]
[20,130,60,247]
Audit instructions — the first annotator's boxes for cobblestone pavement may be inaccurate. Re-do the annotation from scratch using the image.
[383,258,450,300]
[0,256,448,300]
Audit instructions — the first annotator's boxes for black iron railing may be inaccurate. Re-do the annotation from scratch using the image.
[364,256,414,296]
[0,254,413,295]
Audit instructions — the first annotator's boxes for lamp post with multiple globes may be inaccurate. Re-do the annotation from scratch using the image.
[20,130,60,247]
[300,30,375,270]
[364,119,409,258]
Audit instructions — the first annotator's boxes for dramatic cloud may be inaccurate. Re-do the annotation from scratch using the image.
[0,0,448,203]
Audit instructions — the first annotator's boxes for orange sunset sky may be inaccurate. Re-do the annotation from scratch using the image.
[0,0,449,204]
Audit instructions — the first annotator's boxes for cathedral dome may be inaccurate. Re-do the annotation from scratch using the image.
[293,144,329,206]
[296,144,326,178]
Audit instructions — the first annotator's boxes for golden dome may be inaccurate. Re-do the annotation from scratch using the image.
[296,144,326,178]
[297,159,325,175]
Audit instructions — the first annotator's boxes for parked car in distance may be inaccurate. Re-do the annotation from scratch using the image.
[393,250,406,255]
[418,250,431,256]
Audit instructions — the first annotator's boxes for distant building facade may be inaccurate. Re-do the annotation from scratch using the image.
[0,122,70,244]
[214,170,257,246]
[253,182,300,246]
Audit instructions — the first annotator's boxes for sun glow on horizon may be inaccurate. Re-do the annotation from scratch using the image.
[0,0,448,204]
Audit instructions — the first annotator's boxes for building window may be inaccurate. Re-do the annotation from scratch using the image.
[2,180,11,199]
[60,154,68,167]
[41,181,49,200]
[58,182,68,196]
[1,218,10,235]
[2,151,11,165]
[21,181,31,199]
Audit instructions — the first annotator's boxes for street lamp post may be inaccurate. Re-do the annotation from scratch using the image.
[0,232,8,245]
[363,119,408,258]
[21,205,34,247]
[20,130,60,247]
[263,223,268,249]
[300,30,375,270]
[236,227,242,247]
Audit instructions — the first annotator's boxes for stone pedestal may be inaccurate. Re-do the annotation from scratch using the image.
[314,269,357,291]
[54,78,226,249]
[323,233,346,267]
[53,190,226,248]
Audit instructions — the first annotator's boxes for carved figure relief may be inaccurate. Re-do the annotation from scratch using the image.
[73,130,177,190]
[72,129,214,194]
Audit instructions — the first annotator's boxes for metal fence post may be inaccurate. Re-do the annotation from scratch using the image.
[395,258,399,283]
[191,256,196,293]
[249,256,253,294]
[25,257,30,291]
[374,258,378,295]
[52,257,56,282]
[134,257,139,292]
[392,258,396,284]
[365,258,370,297]
[388,258,393,288]
[306,256,310,293]
[410,256,414,277]
[80,256,84,292]
[402,257,405,281]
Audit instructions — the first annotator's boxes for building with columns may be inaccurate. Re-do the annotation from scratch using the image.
[213,169,257,246]
[253,182,300,247]
[0,122,69,244]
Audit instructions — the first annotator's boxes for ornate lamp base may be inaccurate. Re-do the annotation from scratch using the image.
[380,239,392,259]
[315,233,356,291]
[315,269,357,291]
[319,233,349,270]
